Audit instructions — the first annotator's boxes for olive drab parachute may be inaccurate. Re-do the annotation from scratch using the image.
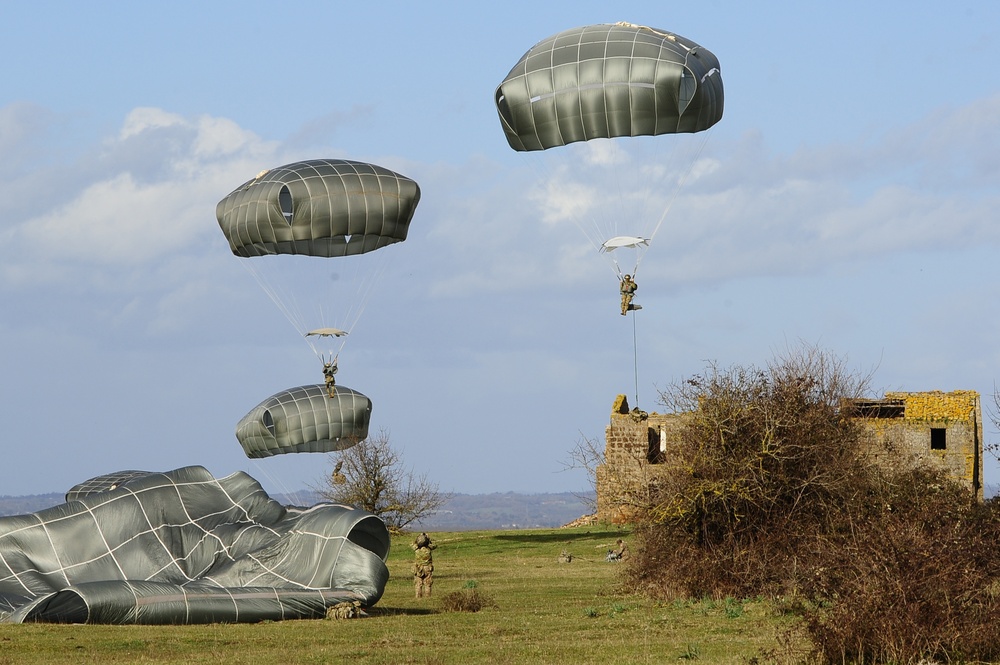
[217,159,421,361]
[216,159,420,259]
[494,22,724,286]
[65,470,152,502]
[494,22,723,152]
[236,384,373,459]
[2,466,390,624]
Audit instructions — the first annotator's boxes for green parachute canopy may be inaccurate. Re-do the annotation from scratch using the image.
[236,384,372,459]
[495,22,723,152]
[494,22,724,283]
[217,159,421,361]
[216,159,421,258]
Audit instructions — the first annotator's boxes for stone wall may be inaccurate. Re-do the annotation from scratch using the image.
[596,396,686,523]
[860,390,982,499]
[596,390,984,523]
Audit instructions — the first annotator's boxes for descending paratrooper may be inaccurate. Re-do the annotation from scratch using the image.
[494,22,724,315]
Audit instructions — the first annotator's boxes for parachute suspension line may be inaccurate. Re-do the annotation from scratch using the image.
[240,260,312,342]
[522,148,609,260]
[238,247,393,364]
[605,139,645,281]
[338,247,392,336]
[550,141,649,283]
[249,458,296,500]
[243,260,338,363]
[633,129,713,278]
[309,337,347,366]
[632,307,640,409]
[609,254,624,280]
[305,247,393,362]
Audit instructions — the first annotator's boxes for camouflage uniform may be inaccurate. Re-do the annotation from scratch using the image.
[607,538,629,562]
[323,361,338,398]
[620,275,637,315]
[411,532,437,598]
[326,600,362,619]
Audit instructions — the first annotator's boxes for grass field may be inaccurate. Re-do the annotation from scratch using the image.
[0,526,810,664]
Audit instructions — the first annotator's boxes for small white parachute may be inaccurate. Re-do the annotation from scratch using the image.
[306,328,349,338]
[600,236,650,253]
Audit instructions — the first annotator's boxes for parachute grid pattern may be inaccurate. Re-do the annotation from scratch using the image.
[65,470,152,502]
[216,159,421,258]
[236,384,373,459]
[0,466,390,624]
[495,22,724,152]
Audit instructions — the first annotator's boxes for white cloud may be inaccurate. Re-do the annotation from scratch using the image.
[2,108,284,278]
[118,107,186,140]
[191,115,270,159]
[20,173,198,263]
[508,97,1000,292]
[531,175,596,226]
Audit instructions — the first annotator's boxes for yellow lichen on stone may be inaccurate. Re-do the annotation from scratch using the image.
[885,390,979,422]
[612,394,630,415]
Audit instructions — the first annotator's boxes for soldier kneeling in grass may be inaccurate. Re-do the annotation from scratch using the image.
[606,539,629,562]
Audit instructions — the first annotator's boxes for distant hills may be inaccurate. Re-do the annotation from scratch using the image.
[413,491,594,530]
[0,493,64,517]
[0,490,595,531]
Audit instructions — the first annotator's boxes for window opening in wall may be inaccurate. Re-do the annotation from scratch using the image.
[931,427,946,450]
[646,427,664,464]
[847,399,905,418]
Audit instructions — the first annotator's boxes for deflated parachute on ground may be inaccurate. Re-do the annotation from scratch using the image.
[495,22,724,152]
[0,466,389,624]
[216,158,420,258]
[64,470,153,502]
[236,384,373,459]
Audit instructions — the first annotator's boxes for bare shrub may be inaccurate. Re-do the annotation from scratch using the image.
[440,588,498,613]
[801,468,1000,663]
[628,346,873,599]
[625,344,1000,662]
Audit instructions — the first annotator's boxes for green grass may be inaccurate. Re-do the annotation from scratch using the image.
[0,527,809,664]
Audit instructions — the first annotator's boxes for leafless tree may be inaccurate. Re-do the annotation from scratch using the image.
[564,428,664,519]
[316,429,450,532]
[988,387,1000,466]
[563,433,603,513]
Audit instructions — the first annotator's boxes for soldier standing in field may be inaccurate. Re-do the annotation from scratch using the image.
[411,532,436,598]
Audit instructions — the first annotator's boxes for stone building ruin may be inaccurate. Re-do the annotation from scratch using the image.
[596,390,983,523]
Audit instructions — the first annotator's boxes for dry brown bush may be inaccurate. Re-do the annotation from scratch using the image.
[623,345,1000,663]
[628,346,873,599]
[440,588,498,613]
[801,468,1000,663]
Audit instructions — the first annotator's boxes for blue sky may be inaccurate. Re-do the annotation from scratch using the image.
[1,2,998,498]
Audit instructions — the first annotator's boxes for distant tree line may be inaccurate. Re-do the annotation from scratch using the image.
[0,493,63,517]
